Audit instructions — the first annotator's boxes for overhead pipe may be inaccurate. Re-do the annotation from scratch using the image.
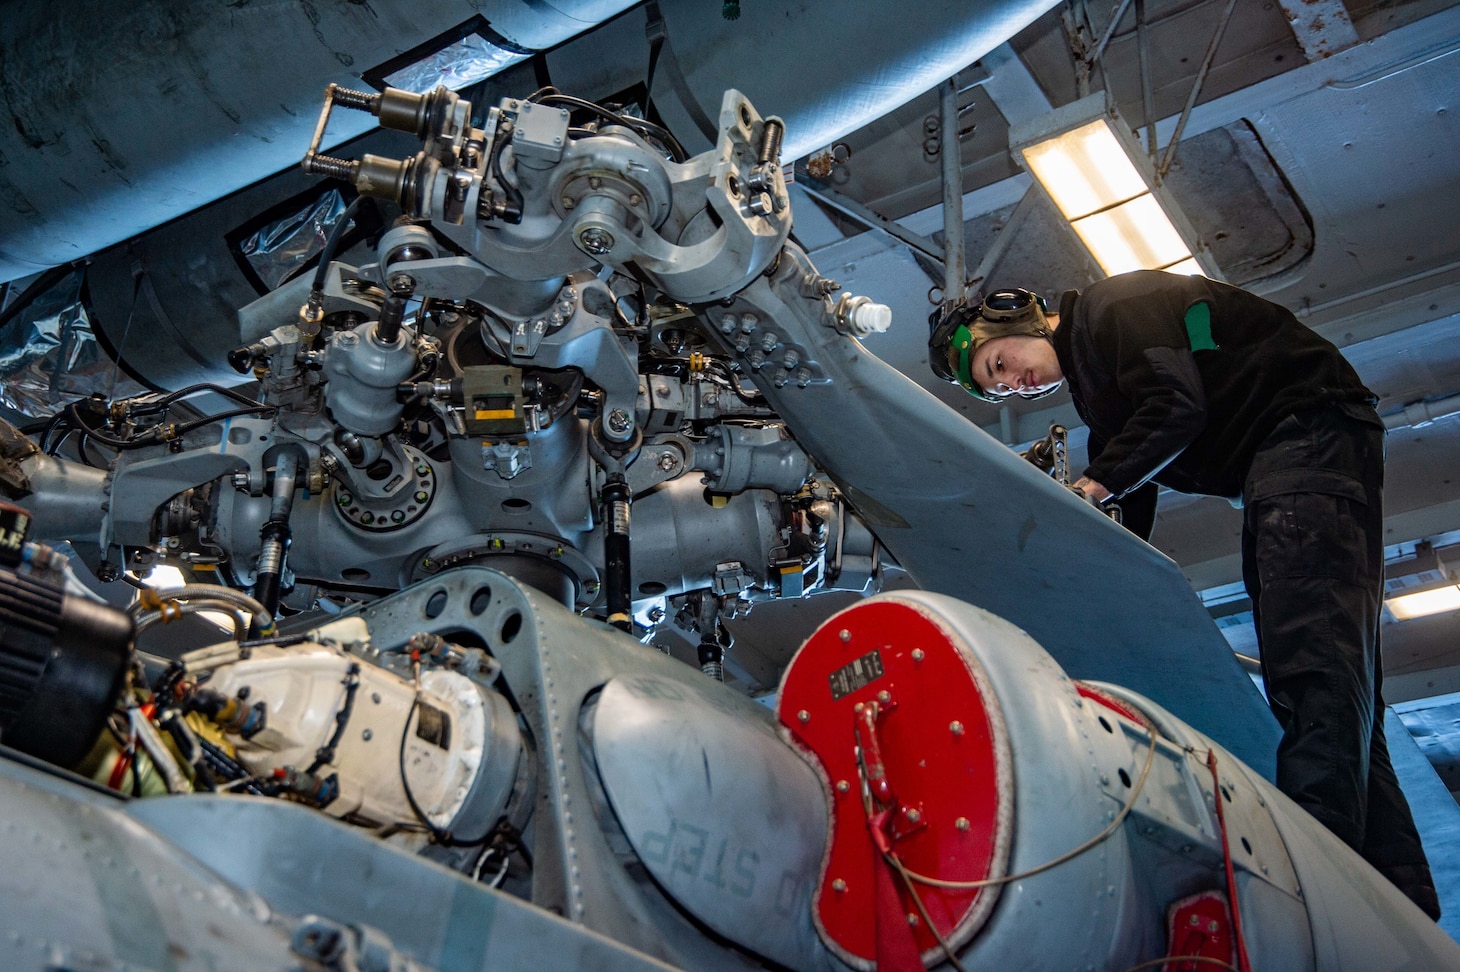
[1383,395,1460,431]
[940,76,967,310]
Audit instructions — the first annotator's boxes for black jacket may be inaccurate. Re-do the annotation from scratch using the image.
[1053,271,1375,500]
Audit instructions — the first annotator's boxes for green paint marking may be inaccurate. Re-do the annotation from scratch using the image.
[1184,301,1217,351]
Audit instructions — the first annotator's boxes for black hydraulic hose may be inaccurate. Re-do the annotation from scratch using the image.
[489,122,524,224]
[312,196,364,295]
[64,400,275,450]
[602,476,632,632]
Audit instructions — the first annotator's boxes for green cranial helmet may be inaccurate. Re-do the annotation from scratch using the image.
[928,289,1060,402]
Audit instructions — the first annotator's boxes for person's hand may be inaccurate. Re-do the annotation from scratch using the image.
[1071,476,1112,503]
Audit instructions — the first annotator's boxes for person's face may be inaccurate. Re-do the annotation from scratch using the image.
[969,335,1063,398]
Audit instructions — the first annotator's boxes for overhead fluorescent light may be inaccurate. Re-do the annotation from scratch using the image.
[1383,541,1460,621]
[1009,95,1221,279]
[364,17,534,95]
[1386,584,1460,622]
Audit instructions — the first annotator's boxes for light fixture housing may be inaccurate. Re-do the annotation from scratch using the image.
[1009,94,1221,279]
[1384,542,1460,622]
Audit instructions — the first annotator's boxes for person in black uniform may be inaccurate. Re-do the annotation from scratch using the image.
[931,270,1440,918]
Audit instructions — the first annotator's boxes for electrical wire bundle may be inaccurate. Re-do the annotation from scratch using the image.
[37,384,275,465]
[526,86,688,162]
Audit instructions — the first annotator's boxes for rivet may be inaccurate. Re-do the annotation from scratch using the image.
[877,690,891,704]
[832,878,847,893]
[905,809,921,824]
[836,780,850,793]
[797,709,810,723]
[361,728,373,741]
[907,913,919,927]
[1189,914,1201,926]
[912,649,925,662]
[1207,921,1219,933]
[955,817,970,831]
[839,629,851,642]
[950,721,964,736]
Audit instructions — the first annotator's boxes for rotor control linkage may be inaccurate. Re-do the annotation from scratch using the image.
[252,451,300,624]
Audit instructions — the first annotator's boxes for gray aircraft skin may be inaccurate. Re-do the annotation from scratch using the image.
[0,2,1455,970]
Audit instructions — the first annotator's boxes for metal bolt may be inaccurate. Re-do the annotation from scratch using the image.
[1189,914,1201,927]
[839,629,851,642]
[760,332,779,352]
[955,817,970,831]
[797,709,810,724]
[772,368,790,388]
[371,692,382,704]
[739,313,759,332]
[360,512,375,524]
[589,176,602,190]
[748,349,766,369]
[877,690,891,704]
[719,314,737,334]
[836,780,850,793]
[912,648,925,662]
[1207,921,1219,933]
[391,510,406,523]
[782,349,800,369]
[629,193,643,206]
[733,333,752,352]
[414,491,429,503]
[657,453,677,471]
[832,879,847,893]
[950,721,964,736]
[387,272,416,293]
[796,368,813,388]
[577,227,615,254]
[905,808,921,824]
[606,408,633,435]
[561,195,576,210]
[361,729,373,741]
[906,914,919,927]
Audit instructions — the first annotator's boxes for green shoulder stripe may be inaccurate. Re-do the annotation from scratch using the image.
[1184,300,1218,351]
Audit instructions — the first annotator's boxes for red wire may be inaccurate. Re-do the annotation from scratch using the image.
[1206,748,1253,972]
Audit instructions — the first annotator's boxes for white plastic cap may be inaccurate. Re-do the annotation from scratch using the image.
[850,300,892,336]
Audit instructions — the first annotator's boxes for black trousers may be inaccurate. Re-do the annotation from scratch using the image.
[1241,403,1439,917]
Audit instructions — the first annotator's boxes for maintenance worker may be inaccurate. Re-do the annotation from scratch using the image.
[929,270,1440,919]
